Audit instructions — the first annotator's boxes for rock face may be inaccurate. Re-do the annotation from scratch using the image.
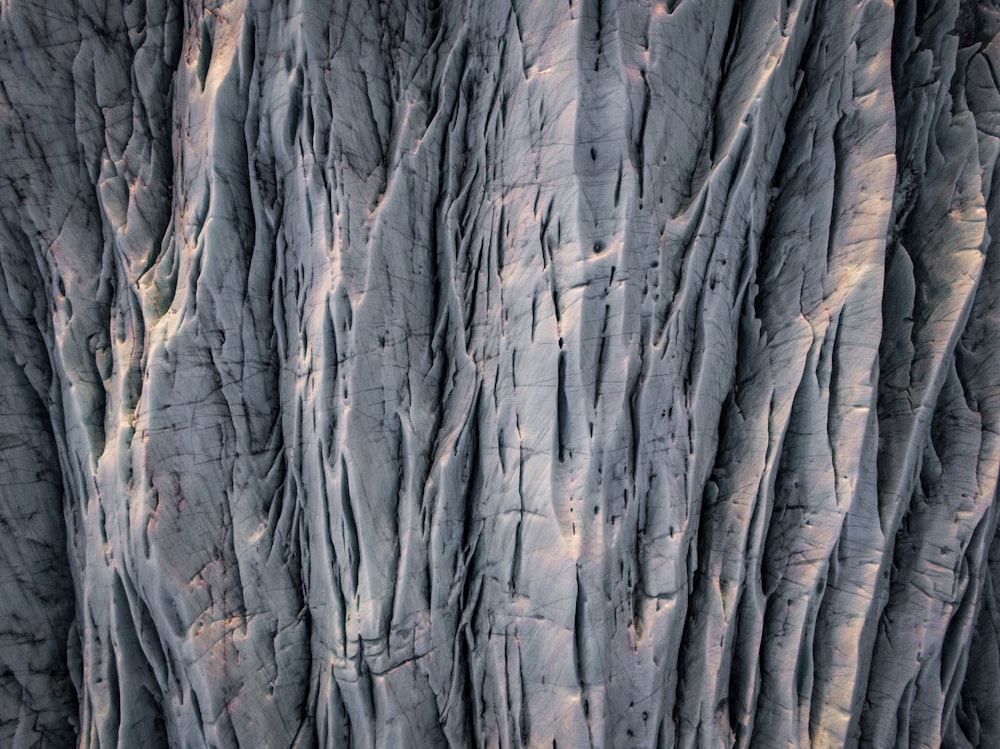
[1,0,999,746]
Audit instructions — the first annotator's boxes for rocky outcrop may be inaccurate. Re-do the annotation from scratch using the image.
[1,0,998,746]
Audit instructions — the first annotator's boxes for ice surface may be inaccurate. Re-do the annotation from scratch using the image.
[1,0,999,747]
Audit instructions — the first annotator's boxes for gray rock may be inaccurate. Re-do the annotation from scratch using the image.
[0,0,998,746]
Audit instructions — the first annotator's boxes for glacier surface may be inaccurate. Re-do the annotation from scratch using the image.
[1,0,999,747]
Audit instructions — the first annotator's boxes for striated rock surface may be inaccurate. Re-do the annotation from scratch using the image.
[1,0,999,746]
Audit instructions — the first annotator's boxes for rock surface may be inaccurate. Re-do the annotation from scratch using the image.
[1,0,999,746]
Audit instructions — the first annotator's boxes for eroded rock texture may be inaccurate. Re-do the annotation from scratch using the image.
[1,0,999,746]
